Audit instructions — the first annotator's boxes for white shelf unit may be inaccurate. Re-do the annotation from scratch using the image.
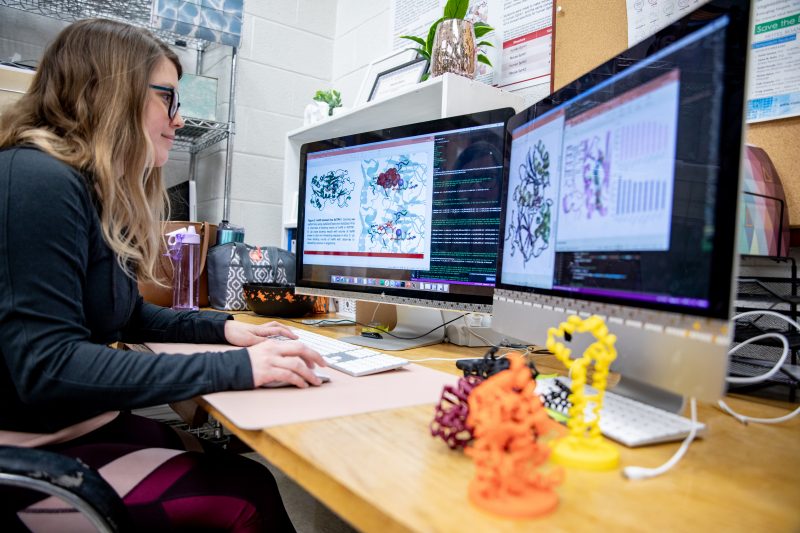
[281,73,526,246]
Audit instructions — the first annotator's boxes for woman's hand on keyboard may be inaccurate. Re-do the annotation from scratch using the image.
[247,339,327,389]
[224,320,298,347]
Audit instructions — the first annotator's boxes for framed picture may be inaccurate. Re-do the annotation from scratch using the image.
[368,58,429,102]
[355,48,420,106]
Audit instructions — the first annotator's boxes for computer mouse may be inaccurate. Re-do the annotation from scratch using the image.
[360,331,383,339]
[261,371,331,389]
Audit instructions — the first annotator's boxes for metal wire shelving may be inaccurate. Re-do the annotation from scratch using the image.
[1,0,239,217]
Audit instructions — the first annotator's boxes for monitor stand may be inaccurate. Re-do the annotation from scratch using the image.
[569,331,686,414]
[339,305,445,351]
[611,375,686,414]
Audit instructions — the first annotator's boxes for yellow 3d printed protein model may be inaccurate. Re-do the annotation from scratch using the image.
[546,314,620,471]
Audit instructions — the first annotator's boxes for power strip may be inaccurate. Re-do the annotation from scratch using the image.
[445,324,523,347]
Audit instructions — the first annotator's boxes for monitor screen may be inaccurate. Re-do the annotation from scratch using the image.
[296,108,514,314]
[493,0,750,404]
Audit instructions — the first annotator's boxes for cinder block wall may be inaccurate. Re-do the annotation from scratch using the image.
[0,3,340,247]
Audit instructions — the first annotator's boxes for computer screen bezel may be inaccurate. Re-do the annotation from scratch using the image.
[495,2,751,321]
[295,107,515,311]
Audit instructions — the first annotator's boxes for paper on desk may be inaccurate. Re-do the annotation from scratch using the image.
[146,342,456,430]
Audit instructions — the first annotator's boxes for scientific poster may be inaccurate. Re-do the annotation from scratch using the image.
[625,0,704,47]
[747,0,800,122]
[626,0,800,123]
[497,0,553,98]
[391,0,442,52]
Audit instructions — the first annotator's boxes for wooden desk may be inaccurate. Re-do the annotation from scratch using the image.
[200,313,800,532]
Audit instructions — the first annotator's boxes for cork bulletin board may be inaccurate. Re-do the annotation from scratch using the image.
[551,0,799,225]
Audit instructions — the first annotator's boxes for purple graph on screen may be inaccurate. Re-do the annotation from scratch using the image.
[562,132,611,219]
[615,120,671,215]
[555,70,680,252]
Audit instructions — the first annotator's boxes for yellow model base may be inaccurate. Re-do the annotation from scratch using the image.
[550,435,620,471]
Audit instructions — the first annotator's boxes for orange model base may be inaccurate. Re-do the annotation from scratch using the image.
[469,482,559,519]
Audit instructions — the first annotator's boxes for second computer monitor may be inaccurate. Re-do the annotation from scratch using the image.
[493,0,751,406]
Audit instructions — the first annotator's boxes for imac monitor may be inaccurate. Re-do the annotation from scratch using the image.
[494,0,751,408]
[296,108,515,350]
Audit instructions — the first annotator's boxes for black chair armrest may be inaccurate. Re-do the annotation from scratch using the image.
[0,445,128,532]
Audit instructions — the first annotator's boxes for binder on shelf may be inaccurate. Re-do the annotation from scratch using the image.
[286,227,296,253]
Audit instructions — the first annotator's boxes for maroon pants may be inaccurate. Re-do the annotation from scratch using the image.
[6,412,294,532]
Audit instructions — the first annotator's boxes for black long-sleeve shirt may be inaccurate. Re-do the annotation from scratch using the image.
[0,147,253,433]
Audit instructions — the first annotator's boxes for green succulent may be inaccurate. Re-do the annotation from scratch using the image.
[399,0,495,80]
[313,89,342,116]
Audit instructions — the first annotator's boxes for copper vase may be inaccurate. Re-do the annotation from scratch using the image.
[431,19,477,79]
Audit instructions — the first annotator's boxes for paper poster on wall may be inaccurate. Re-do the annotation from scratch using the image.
[391,0,442,52]
[625,0,800,123]
[390,0,553,98]
[464,0,499,86]
[495,0,553,98]
[625,0,705,47]
[747,0,800,123]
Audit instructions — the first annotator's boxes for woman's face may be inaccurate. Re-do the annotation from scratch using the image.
[144,56,184,168]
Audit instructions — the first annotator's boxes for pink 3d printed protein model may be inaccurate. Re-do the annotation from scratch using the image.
[430,375,484,450]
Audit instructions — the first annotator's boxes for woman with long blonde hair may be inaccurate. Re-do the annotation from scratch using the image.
[0,18,324,530]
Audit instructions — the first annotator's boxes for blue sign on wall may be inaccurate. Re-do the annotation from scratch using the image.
[151,0,243,47]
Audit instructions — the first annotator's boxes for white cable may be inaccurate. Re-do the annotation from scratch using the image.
[463,324,497,347]
[622,398,699,481]
[717,398,800,425]
[719,309,800,424]
[413,357,474,362]
[414,350,513,363]
[726,332,789,384]
[308,319,355,326]
[730,309,800,348]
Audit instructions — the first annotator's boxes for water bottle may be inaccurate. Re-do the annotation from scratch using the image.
[166,226,201,311]
[216,219,245,246]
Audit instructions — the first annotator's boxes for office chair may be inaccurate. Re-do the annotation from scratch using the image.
[0,445,128,532]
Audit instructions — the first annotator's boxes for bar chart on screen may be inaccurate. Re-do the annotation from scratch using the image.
[557,70,680,253]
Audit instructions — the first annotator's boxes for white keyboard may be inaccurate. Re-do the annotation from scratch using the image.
[288,328,409,377]
[536,377,706,447]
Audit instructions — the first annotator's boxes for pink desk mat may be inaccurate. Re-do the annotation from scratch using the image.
[146,343,456,430]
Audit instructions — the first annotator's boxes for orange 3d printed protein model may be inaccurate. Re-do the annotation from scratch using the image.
[465,356,564,518]
[546,314,620,471]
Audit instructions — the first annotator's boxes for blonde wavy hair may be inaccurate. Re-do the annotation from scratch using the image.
[0,18,182,284]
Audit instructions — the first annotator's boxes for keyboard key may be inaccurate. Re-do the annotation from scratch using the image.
[346,348,380,358]
[536,377,706,447]
[286,328,409,377]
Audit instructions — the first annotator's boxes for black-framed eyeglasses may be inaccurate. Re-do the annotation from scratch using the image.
[148,84,181,120]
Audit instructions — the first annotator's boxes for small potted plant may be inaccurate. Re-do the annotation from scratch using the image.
[400,0,494,80]
[303,89,343,126]
[313,89,342,116]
